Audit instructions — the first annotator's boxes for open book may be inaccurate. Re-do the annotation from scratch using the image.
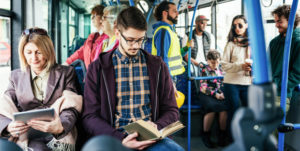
[123,120,185,141]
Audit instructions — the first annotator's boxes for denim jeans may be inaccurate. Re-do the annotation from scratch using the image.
[145,138,185,151]
[223,83,249,125]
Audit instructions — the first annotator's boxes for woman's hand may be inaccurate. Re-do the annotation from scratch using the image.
[27,112,64,135]
[216,93,225,100]
[242,62,252,71]
[7,121,29,137]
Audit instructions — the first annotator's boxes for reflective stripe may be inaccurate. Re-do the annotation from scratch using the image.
[152,25,185,76]
[170,65,184,71]
[168,55,182,61]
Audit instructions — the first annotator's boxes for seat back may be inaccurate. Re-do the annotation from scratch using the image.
[70,59,86,95]
[0,139,23,151]
[142,37,152,54]
[68,36,86,57]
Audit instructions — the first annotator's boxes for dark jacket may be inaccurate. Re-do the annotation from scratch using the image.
[187,29,211,60]
[270,27,300,98]
[82,49,179,141]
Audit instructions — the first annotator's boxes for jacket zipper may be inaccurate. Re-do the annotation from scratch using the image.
[102,69,114,125]
[154,66,161,121]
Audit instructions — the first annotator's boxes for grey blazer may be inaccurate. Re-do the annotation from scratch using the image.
[0,64,80,140]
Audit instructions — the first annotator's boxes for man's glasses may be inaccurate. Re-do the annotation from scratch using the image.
[232,23,244,30]
[22,28,48,36]
[120,32,146,46]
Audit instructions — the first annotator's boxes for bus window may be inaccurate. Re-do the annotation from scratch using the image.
[216,0,241,51]
[0,16,11,95]
[0,0,10,10]
[25,0,49,30]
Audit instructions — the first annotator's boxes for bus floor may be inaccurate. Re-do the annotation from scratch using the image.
[173,90,300,151]
[172,109,226,151]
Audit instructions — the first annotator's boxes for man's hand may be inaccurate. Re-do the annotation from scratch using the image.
[27,112,64,135]
[122,132,156,150]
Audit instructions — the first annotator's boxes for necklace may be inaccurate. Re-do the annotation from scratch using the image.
[34,76,44,100]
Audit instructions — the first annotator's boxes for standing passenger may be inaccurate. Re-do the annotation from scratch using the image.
[270,5,300,112]
[183,15,216,67]
[65,5,108,69]
[152,1,187,96]
[82,7,184,151]
[221,15,251,124]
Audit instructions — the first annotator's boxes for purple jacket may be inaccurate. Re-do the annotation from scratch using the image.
[82,49,179,140]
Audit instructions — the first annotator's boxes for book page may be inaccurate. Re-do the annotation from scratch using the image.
[123,120,161,141]
[161,121,185,138]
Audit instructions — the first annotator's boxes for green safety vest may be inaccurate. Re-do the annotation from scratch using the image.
[152,26,185,76]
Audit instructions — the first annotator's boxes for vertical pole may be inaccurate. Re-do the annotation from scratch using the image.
[278,0,299,150]
[187,0,199,150]
[244,0,271,85]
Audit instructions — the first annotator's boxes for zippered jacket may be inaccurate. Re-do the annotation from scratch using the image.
[81,49,179,140]
[270,28,300,98]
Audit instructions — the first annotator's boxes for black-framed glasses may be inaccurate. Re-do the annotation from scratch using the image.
[22,28,48,36]
[232,23,244,30]
[120,32,146,46]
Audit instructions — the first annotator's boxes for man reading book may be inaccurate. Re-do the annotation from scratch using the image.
[82,6,184,151]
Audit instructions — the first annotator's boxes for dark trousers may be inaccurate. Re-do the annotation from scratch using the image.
[223,83,249,132]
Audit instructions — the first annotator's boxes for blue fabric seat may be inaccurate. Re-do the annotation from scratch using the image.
[0,139,22,151]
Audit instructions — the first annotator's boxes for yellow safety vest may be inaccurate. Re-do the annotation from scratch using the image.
[152,26,185,76]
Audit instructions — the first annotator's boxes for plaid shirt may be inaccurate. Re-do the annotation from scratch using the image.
[112,49,152,129]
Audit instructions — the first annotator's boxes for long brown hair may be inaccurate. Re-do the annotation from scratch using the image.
[227,15,248,43]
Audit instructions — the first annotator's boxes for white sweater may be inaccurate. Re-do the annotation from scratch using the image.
[221,41,252,85]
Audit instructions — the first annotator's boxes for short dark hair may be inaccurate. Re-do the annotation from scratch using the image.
[272,5,300,28]
[116,7,147,32]
[207,50,220,60]
[91,5,105,16]
[154,1,175,21]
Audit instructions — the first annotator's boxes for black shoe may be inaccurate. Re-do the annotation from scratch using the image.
[218,130,228,147]
[202,131,215,148]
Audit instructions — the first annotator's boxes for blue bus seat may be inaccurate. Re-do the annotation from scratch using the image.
[178,62,202,111]
[142,37,152,54]
[0,139,22,151]
[70,59,86,95]
[68,36,86,57]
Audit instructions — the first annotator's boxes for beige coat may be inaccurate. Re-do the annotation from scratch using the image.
[221,41,252,85]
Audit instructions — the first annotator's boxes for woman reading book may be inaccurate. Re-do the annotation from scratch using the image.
[0,27,82,151]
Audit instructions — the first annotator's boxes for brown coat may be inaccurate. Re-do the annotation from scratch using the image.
[0,64,81,150]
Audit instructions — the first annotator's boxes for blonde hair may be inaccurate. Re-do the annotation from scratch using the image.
[18,28,56,71]
[103,5,128,32]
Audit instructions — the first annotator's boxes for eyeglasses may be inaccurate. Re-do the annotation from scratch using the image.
[120,32,146,46]
[232,23,244,30]
[22,28,48,36]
